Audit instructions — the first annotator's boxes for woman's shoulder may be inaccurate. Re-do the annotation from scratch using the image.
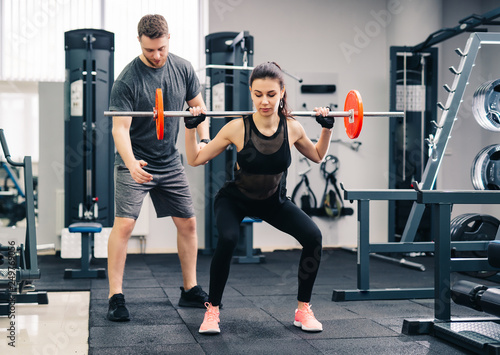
[225,116,245,129]
[219,116,244,135]
[286,116,303,130]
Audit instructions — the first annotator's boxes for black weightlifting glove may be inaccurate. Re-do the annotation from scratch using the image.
[184,112,206,129]
[316,115,335,129]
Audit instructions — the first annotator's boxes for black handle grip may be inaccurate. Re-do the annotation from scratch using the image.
[0,129,24,167]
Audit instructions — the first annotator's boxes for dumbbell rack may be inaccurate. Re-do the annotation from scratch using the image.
[401,32,500,243]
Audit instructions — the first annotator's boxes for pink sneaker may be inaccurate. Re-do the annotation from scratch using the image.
[199,302,220,334]
[294,303,323,332]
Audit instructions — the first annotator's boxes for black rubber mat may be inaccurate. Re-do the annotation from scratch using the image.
[34,249,483,354]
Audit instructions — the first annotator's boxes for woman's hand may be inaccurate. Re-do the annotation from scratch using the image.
[314,107,334,129]
[184,106,207,129]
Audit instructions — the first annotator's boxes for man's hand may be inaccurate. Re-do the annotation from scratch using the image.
[128,160,153,184]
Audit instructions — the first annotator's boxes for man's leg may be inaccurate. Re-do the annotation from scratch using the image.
[106,216,136,321]
[173,216,208,308]
[172,216,198,290]
[107,217,136,297]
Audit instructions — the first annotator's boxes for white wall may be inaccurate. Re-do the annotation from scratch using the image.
[0,81,39,162]
[205,0,445,248]
[28,0,500,253]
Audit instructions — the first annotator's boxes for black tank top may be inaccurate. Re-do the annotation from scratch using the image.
[234,114,291,200]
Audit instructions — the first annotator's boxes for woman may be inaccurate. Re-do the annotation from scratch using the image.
[184,62,334,334]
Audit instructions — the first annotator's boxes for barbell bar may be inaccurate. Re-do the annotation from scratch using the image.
[104,110,400,118]
[104,88,405,140]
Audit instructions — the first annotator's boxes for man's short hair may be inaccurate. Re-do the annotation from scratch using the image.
[138,14,169,39]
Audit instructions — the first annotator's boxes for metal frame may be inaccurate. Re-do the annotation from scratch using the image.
[402,190,500,344]
[402,32,500,243]
[409,7,500,53]
[332,187,500,302]
[0,129,46,316]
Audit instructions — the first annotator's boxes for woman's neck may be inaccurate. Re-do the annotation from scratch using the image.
[253,112,280,135]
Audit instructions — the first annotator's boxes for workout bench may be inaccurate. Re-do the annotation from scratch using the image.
[63,222,106,279]
[232,217,265,264]
[333,186,499,302]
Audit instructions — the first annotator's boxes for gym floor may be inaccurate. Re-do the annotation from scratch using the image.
[3,248,494,354]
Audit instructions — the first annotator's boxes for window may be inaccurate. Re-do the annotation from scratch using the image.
[0,0,203,160]
[0,0,201,81]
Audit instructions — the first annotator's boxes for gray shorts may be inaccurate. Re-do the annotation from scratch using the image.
[114,165,195,219]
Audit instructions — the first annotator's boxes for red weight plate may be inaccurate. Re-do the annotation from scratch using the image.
[155,88,164,140]
[343,90,364,139]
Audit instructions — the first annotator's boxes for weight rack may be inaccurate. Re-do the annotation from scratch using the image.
[402,32,500,242]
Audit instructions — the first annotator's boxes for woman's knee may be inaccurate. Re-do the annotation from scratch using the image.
[304,225,322,248]
[216,231,239,251]
[313,228,323,247]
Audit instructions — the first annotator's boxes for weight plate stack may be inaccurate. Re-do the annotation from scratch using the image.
[472,79,500,132]
[471,144,500,190]
[451,213,500,278]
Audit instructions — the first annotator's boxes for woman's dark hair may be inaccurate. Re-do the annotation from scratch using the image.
[138,14,169,39]
[249,62,291,118]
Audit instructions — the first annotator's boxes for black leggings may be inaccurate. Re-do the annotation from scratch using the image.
[209,192,322,306]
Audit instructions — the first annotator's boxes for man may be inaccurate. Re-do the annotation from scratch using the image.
[107,14,209,321]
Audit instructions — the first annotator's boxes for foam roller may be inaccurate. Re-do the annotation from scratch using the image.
[451,280,487,311]
[480,287,500,317]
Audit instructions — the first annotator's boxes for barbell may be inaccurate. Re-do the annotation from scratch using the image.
[104,88,404,140]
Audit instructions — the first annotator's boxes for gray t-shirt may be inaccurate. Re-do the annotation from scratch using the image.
[109,53,200,172]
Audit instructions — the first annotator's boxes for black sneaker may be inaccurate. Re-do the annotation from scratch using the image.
[107,293,130,321]
[178,285,209,308]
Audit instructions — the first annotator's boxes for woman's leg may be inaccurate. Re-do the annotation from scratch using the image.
[209,195,246,306]
[264,199,322,302]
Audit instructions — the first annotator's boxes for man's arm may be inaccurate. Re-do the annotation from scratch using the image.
[186,93,210,143]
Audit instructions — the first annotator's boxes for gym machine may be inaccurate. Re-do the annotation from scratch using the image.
[388,46,437,243]
[63,29,114,278]
[64,28,114,227]
[0,129,47,316]
[202,31,264,263]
